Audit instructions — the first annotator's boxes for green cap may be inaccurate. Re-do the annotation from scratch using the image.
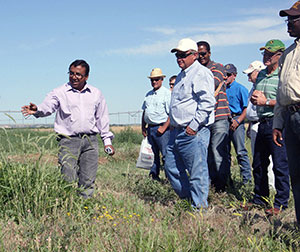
[259,39,285,53]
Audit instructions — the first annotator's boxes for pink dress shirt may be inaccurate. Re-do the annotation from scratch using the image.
[34,82,114,145]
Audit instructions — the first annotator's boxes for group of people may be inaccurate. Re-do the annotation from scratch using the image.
[141,1,300,226]
[20,1,300,226]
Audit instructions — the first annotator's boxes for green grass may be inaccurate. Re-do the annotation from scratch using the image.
[0,127,299,251]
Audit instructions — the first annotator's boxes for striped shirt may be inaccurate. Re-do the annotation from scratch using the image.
[206,61,230,121]
[255,68,279,119]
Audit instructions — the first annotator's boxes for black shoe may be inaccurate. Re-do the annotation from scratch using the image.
[149,173,161,182]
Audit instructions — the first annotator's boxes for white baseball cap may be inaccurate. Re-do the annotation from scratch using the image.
[243,61,266,74]
[171,38,198,53]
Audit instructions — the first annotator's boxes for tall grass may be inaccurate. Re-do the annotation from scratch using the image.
[0,127,299,251]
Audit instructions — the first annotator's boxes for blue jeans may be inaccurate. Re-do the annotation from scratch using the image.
[164,126,210,208]
[229,118,252,183]
[208,119,230,191]
[252,118,290,208]
[285,110,300,222]
[147,125,170,177]
[58,134,99,198]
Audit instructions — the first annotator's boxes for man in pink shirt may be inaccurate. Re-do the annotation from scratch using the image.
[21,59,114,198]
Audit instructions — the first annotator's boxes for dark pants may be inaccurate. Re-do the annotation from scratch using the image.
[252,118,290,208]
[147,125,170,177]
[285,110,300,222]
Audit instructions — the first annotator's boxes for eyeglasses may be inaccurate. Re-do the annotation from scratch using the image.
[68,71,85,78]
[175,52,194,59]
[198,52,207,57]
[285,16,300,24]
[226,73,232,77]
[151,78,162,82]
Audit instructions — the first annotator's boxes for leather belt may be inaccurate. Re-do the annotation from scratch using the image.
[231,113,241,117]
[57,133,97,139]
[148,123,164,127]
[287,103,300,113]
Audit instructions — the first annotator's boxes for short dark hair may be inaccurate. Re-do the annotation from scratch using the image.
[69,59,90,76]
[197,41,211,52]
[169,75,177,82]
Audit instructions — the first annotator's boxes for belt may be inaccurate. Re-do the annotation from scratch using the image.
[231,113,241,117]
[148,123,164,127]
[251,121,259,124]
[287,103,300,113]
[259,116,273,123]
[57,133,97,139]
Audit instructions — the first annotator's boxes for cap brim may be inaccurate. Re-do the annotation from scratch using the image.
[243,69,253,74]
[279,9,300,17]
[171,48,186,53]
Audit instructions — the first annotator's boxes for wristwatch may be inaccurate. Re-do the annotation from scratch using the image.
[266,99,270,106]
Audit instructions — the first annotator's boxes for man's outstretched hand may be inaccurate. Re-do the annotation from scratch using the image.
[21,103,37,116]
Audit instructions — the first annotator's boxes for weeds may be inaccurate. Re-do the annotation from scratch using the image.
[0,127,298,251]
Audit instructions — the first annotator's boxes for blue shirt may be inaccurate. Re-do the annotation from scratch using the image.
[169,60,215,131]
[142,86,171,125]
[226,80,248,115]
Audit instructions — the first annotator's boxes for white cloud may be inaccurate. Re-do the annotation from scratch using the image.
[105,15,292,56]
[18,38,56,51]
[143,27,176,35]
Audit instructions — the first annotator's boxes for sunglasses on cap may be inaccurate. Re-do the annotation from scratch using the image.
[175,52,194,59]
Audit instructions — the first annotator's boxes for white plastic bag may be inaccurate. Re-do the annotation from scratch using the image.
[136,137,154,169]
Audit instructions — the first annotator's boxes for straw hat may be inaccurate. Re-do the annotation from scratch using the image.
[148,68,166,79]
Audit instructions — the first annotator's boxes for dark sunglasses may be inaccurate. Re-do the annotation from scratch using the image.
[198,52,207,57]
[151,78,162,82]
[226,73,232,77]
[175,52,194,59]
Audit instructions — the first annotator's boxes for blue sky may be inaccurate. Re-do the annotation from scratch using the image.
[0,0,296,120]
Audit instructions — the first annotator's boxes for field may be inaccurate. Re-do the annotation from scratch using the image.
[0,126,299,251]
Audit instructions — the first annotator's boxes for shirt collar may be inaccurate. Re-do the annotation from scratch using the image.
[264,67,279,77]
[66,82,91,93]
[183,60,198,74]
[227,80,236,88]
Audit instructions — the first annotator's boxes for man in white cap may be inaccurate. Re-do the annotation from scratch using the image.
[142,68,171,181]
[273,1,300,226]
[243,61,265,152]
[243,61,274,189]
[164,38,215,210]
